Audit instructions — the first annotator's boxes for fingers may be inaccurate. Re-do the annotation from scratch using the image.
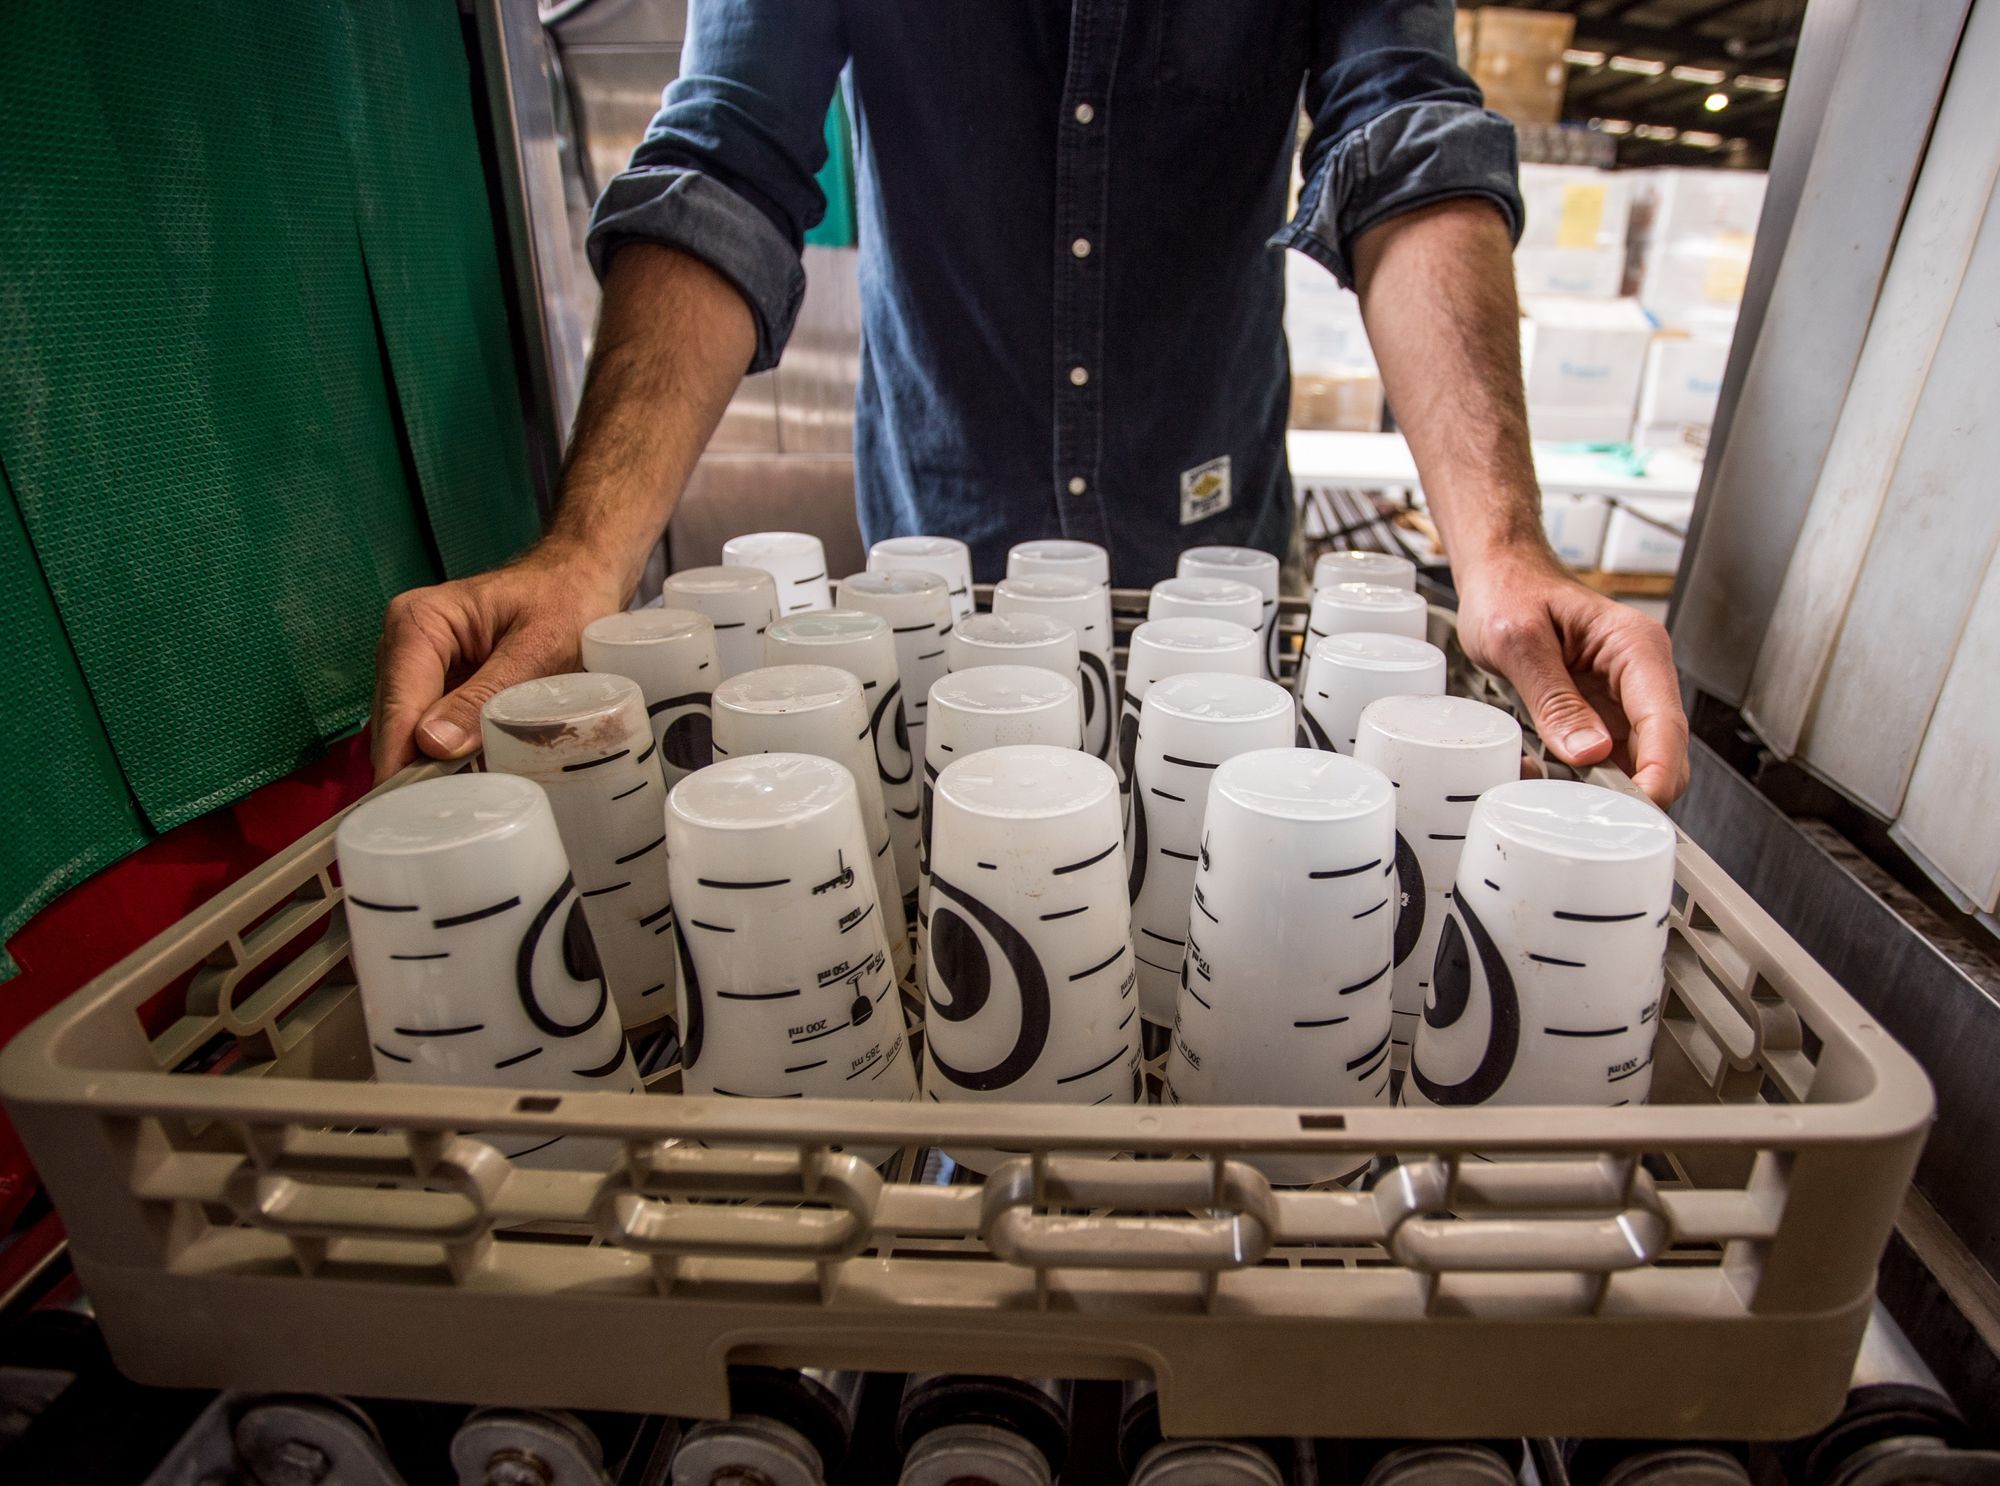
[1610,622,1691,806]
[415,621,573,760]
[371,592,453,783]
[1482,612,1613,769]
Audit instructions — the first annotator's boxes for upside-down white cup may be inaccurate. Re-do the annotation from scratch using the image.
[581,608,719,789]
[764,611,923,903]
[1404,779,1676,1111]
[711,665,913,979]
[1163,749,1397,1185]
[1127,674,1297,1025]
[1300,586,1429,695]
[337,772,641,1170]
[1354,695,1522,1065]
[1311,549,1418,594]
[945,613,1085,748]
[992,573,1117,762]
[723,530,834,616]
[924,745,1141,1173]
[920,667,1084,986]
[1298,633,1447,755]
[1117,618,1261,818]
[868,535,975,623]
[481,674,677,1030]
[660,566,779,680]
[1147,576,1264,639]
[1006,538,1110,589]
[666,754,918,1160]
[1178,546,1282,680]
[835,569,955,763]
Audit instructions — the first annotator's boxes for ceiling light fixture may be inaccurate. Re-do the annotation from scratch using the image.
[1735,74,1788,93]
[1704,92,1731,112]
[1679,131,1725,149]
[1591,117,1635,136]
[1634,124,1678,141]
[1564,49,1608,67]
[1608,55,1668,76]
[1671,65,1728,85]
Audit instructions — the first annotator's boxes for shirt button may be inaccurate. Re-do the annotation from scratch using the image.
[1074,102,1096,124]
[1069,366,1089,387]
[1071,237,1092,259]
[1068,476,1087,496]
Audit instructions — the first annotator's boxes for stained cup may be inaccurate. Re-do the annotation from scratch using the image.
[337,772,641,1169]
[924,745,1141,1172]
[481,674,677,1030]
[711,664,913,978]
[722,530,834,616]
[581,608,719,788]
[1354,695,1522,1066]
[1126,673,1297,1026]
[1163,749,1397,1184]
[764,611,923,903]
[660,566,779,679]
[1403,779,1676,1110]
[868,535,975,623]
[1298,633,1447,755]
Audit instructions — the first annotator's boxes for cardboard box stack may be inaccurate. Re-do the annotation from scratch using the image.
[1625,168,1768,338]
[1457,7,1574,125]
[1284,253,1384,432]
[1515,163,1634,299]
[1518,295,1654,445]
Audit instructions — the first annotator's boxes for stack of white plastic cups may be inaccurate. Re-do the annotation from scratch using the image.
[723,530,833,616]
[923,745,1141,1173]
[868,535,975,623]
[665,753,917,1164]
[659,565,779,679]
[337,772,642,1171]
[1353,695,1521,1068]
[1403,779,1675,1113]
[991,572,1116,762]
[1162,748,1397,1185]
[710,664,914,981]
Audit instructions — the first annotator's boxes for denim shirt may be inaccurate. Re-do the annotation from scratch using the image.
[589,1,1521,585]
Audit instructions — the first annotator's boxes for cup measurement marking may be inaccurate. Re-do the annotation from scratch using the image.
[433,897,521,928]
[560,749,629,772]
[493,1048,541,1069]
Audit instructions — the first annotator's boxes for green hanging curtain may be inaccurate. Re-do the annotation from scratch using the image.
[0,0,541,975]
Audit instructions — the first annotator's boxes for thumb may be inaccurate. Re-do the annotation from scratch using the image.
[1491,617,1613,768]
[414,627,563,760]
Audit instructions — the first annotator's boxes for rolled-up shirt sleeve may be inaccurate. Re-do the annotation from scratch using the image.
[587,0,848,372]
[1272,0,1524,288]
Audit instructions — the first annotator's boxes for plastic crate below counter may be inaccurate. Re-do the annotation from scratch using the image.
[0,597,1931,1442]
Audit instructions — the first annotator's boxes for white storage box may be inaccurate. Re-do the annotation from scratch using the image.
[1626,168,1767,335]
[1516,245,1625,298]
[1520,296,1653,443]
[1541,492,1610,568]
[1284,253,1376,375]
[1601,497,1692,574]
[1638,336,1730,429]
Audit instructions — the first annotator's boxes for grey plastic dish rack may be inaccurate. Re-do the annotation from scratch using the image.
[0,593,1931,1441]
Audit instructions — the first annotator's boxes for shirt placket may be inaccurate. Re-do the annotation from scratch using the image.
[1051,0,1126,549]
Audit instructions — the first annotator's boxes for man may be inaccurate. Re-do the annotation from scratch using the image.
[372,1,1689,804]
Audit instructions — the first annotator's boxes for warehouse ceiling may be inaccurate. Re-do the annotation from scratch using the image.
[1462,0,1805,167]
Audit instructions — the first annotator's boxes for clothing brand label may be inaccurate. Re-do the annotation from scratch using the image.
[1180,455,1231,525]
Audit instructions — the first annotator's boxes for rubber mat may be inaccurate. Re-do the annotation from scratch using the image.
[0,1,539,970]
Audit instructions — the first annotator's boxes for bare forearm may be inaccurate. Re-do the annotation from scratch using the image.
[545,242,758,599]
[1351,199,1547,569]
